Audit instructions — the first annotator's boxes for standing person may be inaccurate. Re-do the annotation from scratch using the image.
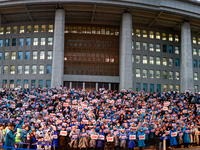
[194,125,199,146]
[59,127,67,150]
[88,128,97,150]
[96,129,105,150]
[44,130,52,150]
[29,130,37,149]
[0,124,4,144]
[106,133,114,150]
[128,128,135,150]
[5,123,16,149]
[169,127,177,149]
[78,129,89,150]
[52,127,59,150]
[183,126,191,148]
[69,127,79,150]
[137,128,145,150]
[119,129,127,150]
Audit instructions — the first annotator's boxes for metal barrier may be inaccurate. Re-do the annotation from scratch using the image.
[160,136,171,150]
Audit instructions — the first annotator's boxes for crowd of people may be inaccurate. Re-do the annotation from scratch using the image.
[0,87,200,150]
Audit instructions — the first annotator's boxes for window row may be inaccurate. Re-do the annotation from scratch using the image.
[0,65,52,75]
[134,69,180,80]
[132,41,180,54]
[2,79,51,89]
[0,51,52,60]
[0,25,53,35]
[136,83,180,93]
[132,55,180,67]
[132,29,179,42]
[0,37,53,47]
[192,37,200,45]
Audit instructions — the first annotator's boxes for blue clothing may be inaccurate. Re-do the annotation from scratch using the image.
[183,129,191,143]
[128,131,135,148]
[5,129,15,147]
[52,131,59,147]
[137,131,145,147]
[170,130,177,146]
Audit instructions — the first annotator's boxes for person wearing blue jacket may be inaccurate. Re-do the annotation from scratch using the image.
[169,127,177,148]
[5,123,16,149]
[52,127,59,149]
[120,129,127,150]
[137,127,145,150]
[128,128,135,150]
[183,126,191,148]
[97,129,105,150]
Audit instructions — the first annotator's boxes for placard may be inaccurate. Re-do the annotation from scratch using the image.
[107,137,114,142]
[165,131,170,135]
[139,135,145,140]
[98,135,105,140]
[195,131,199,135]
[129,135,136,140]
[72,134,78,138]
[171,132,177,137]
[91,134,98,140]
[60,131,67,136]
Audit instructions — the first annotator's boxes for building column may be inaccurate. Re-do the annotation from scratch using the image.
[180,21,194,93]
[51,9,65,88]
[96,83,98,91]
[119,12,133,91]
[70,82,72,89]
[109,83,111,90]
[83,82,85,90]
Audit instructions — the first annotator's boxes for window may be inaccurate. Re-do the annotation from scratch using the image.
[175,35,179,42]
[175,59,179,67]
[11,52,16,60]
[194,60,197,68]
[193,37,197,44]
[25,51,30,60]
[150,70,154,79]
[33,51,37,59]
[48,37,53,45]
[26,38,31,46]
[46,80,51,88]
[143,83,147,92]
[163,84,167,92]
[0,39,3,47]
[194,73,198,80]
[162,33,166,40]
[13,26,17,34]
[132,41,134,49]
[156,44,160,52]
[33,38,38,45]
[17,80,21,88]
[31,80,36,87]
[150,84,154,92]
[41,25,46,32]
[136,83,141,92]
[136,69,140,77]
[169,58,173,66]
[39,80,43,88]
[149,43,154,51]
[156,32,160,39]
[19,38,24,46]
[136,42,140,50]
[169,71,173,79]
[193,48,197,55]
[136,55,140,63]
[176,85,180,93]
[143,30,147,38]
[10,80,14,88]
[156,57,160,65]
[136,29,140,37]
[10,66,15,74]
[169,45,173,53]
[149,31,154,39]
[163,71,167,79]
[47,51,52,59]
[48,25,53,32]
[47,65,52,74]
[3,80,7,88]
[157,84,161,92]
[132,55,134,63]
[4,52,9,60]
[25,65,29,74]
[3,66,8,74]
[163,44,167,52]
[18,52,23,60]
[6,27,11,34]
[163,58,167,66]
[149,56,154,65]
[32,65,37,74]
[39,65,44,74]
[24,80,29,88]
[143,42,147,50]
[156,70,160,79]
[175,72,179,80]
[0,53,2,60]
[132,29,134,36]
[195,85,198,93]
[175,46,179,54]
[34,25,39,33]
[40,51,45,59]
[20,26,24,33]
[0,27,4,34]
[27,25,31,33]
[12,38,17,46]
[143,69,147,78]
[169,85,173,91]
[5,39,10,47]
[132,68,134,77]
[41,37,45,45]
[169,34,173,41]
[17,66,22,74]
[143,56,147,64]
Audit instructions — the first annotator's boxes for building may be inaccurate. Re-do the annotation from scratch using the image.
[0,0,200,93]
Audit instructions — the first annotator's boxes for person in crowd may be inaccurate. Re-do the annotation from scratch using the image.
[137,128,145,150]
[5,123,16,149]
[69,127,79,150]
[78,129,89,150]
[29,130,37,149]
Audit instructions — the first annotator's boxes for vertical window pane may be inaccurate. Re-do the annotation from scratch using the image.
[156,32,160,39]
[48,37,53,45]
[150,70,154,79]
[6,27,10,34]
[0,39,3,47]
[20,26,24,33]
[163,58,167,66]
[195,85,198,93]
[132,41,134,49]
[5,39,10,47]
[156,70,161,79]
[40,51,45,59]
[143,83,147,92]
[136,42,140,50]
[169,85,173,91]
[132,55,134,63]
[175,35,179,42]
[143,30,147,38]
[143,42,147,51]
[3,80,7,88]
[17,80,21,88]
[194,72,198,80]
[156,44,160,52]
[33,38,38,45]
[46,80,51,88]
[149,31,154,39]
[136,69,140,77]
[136,29,140,37]
[175,72,179,80]
[17,66,22,74]
[163,71,167,79]
[194,60,197,68]
[169,45,173,53]
[27,25,31,33]
[163,45,167,52]
[25,65,29,74]
[10,66,15,74]
[13,26,17,34]
[24,80,29,88]
[175,46,179,54]
[169,71,173,79]
[47,51,52,59]
[143,56,147,64]
[169,34,173,41]
[19,38,24,46]
[169,58,173,66]
[33,51,37,59]
[0,53,2,60]
[162,33,166,40]
[26,38,31,46]
[25,51,30,59]
[0,27,4,34]
[4,66,8,74]
[157,84,161,92]
[149,56,154,65]
[163,84,167,92]
[193,48,197,55]
[41,25,46,32]
[10,80,14,88]
[18,52,23,60]
[136,55,140,63]
[41,37,45,45]
[136,83,141,92]
[48,25,53,32]
[39,65,44,74]
[150,84,154,92]
[12,38,17,46]
[143,69,147,78]
[176,85,180,93]
[175,59,179,67]
[39,80,43,88]
[32,65,37,74]
[193,37,197,44]
[156,57,160,65]
[4,52,9,60]
[149,43,154,51]
[47,65,52,74]
[11,52,16,60]
[34,25,39,33]
[31,80,36,87]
